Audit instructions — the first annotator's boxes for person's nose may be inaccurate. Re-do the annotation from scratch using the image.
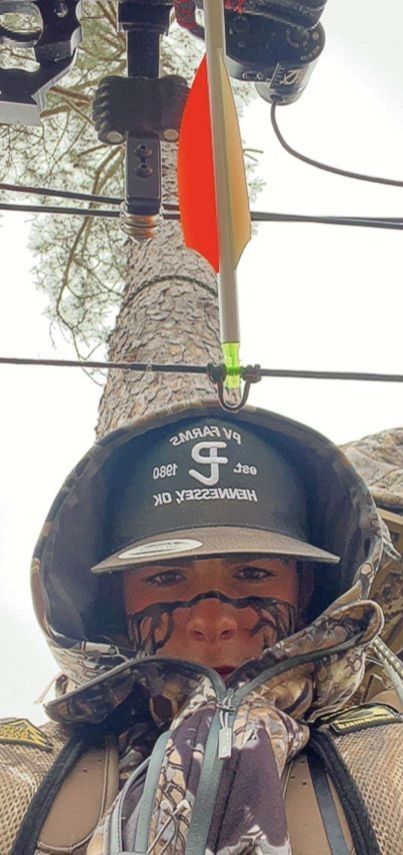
[186,598,238,644]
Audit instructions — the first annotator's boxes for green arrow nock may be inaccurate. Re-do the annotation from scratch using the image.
[222,342,240,389]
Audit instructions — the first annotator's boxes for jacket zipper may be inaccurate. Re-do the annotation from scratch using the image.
[184,637,358,854]
[105,638,360,853]
[217,689,236,759]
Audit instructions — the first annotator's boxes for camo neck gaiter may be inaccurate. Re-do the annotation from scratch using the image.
[126,592,296,659]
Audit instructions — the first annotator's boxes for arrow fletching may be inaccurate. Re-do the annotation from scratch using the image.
[178,1,251,389]
[178,57,219,272]
[178,56,251,273]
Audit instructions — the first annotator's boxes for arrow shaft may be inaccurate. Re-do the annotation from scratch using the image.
[204,0,239,345]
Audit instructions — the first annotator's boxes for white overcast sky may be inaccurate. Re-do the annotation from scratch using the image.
[0,0,402,722]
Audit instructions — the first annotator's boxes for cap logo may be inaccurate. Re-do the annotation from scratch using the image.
[119,538,203,561]
[188,441,229,486]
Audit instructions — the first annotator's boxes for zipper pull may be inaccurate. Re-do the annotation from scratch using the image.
[218,709,233,759]
[218,690,236,759]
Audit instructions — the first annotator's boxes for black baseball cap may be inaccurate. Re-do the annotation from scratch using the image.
[91,416,339,573]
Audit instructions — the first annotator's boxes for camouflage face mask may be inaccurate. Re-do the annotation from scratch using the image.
[126,592,296,658]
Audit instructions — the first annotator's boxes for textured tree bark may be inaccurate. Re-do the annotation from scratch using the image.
[96,139,223,437]
[97,218,221,437]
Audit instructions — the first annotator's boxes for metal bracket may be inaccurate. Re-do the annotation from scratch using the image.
[113,1,176,241]
[207,363,262,412]
[0,0,82,126]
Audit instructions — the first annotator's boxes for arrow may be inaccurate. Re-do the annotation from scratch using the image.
[178,0,251,388]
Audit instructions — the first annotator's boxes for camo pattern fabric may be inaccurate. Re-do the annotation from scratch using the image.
[342,427,403,512]
[146,699,298,854]
[343,428,403,653]
[144,603,383,854]
[45,596,383,731]
[26,401,392,722]
[0,722,70,855]
[84,594,384,853]
[37,401,391,721]
[317,719,403,855]
[25,402,399,851]
[373,564,403,643]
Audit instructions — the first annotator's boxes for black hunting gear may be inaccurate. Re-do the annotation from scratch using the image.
[1,402,402,854]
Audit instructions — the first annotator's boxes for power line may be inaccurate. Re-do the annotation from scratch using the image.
[0,202,119,218]
[0,182,121,206]
[249,212,403,231]
[3,182,403,230]
[0,356,204,373]
[0,356,402,383]
[271,102,403,188]
[2,201,403,232]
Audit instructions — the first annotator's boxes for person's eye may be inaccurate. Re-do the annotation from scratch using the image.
[234,567,275,582]
[144,570,186,587]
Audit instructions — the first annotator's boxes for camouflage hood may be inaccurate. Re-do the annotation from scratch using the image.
[31,401,393,726]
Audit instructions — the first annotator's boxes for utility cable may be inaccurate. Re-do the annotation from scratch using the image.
[271,102,403,188]
[2,201,403,231]
[0,356,402,383]
[3,184,403,230]
[0,182,121,205]
[246,212,403,231]
[0,202,119,218]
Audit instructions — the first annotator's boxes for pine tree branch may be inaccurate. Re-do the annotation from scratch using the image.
[80,46,123,62]
[53,145,123,328]
[51,85,92,104]
[41,106,70,119]
[58,97,93,126]
[56,217,92,323]
[73,143,106,160]
[92,146,122,195]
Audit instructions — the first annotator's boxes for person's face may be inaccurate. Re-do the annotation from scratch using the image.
[123,555,303,675]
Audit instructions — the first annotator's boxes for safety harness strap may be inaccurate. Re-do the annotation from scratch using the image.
[309,703,402,855]
[307,750,350,855]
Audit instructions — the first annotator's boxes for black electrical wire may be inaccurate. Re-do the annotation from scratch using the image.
[260,369,403,383]
[0,182,121,206]
[271,102,403,188]
[3,201,403,231]
[166,205,403,231]
[3,183,403,230]
[248,212,403,230]
[0,356,205,373]
[0,355,402,383]
[0,202,119,218]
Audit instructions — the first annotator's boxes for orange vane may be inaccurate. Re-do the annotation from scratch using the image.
[178,56,219,272]
[178,56,251,275]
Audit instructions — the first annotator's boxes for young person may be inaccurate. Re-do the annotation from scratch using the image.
[1,402,401,854]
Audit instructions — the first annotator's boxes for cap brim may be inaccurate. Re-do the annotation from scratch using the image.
[91,526,340,573]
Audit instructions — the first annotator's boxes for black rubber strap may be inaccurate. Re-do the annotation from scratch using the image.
[10,731,91,855]
[307,750,350,855]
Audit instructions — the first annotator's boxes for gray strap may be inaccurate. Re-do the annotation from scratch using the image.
[184,710,223,854]
[108,755,151,853]
[133,729,172,854]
